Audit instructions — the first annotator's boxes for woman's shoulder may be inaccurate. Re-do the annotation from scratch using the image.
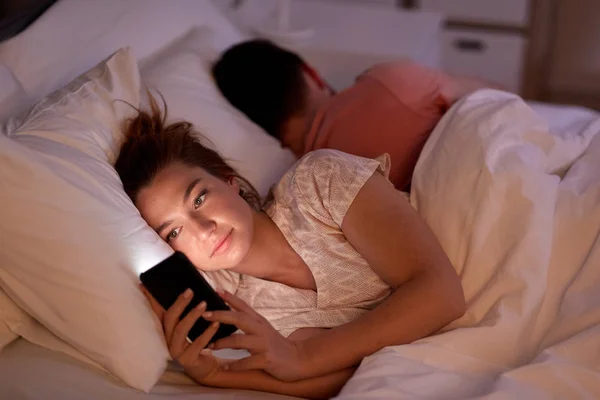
[293,149,390,177]
[266,149,346,206]
[267,149,391,226]
[295,149,391,183]
[294,148,360,175]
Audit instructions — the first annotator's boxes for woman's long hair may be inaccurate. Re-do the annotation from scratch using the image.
[114,91,260,209]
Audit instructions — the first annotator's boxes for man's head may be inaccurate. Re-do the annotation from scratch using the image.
[212,39,332,156]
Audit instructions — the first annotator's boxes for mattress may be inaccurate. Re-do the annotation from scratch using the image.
[0,339,296,400]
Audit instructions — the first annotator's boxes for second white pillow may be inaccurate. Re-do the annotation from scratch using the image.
[140,27,297,197]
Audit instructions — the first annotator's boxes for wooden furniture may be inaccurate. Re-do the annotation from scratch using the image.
[400,0,549,97]
[324,0,560,100]
[543,0,600,110]
[285,0,444,91]
[398,0,600,111]
[227,0,444,91]
[228,0,600,109]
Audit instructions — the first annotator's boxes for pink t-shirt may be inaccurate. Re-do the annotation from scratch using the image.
[303,61,451,190]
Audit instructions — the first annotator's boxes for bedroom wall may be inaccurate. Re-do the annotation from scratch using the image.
[546,0,600,108]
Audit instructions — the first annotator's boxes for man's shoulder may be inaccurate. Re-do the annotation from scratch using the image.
[358,60,441,87]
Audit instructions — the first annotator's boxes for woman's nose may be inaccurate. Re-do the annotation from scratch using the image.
[190,216,216,240]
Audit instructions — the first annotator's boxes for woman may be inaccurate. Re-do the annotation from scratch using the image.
[114,94,465,399]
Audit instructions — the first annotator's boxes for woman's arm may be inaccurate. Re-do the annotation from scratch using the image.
[141,285,354,399]
[193,327,353,400]
[207,170,465,382]
[291,172,465,379]
[194,366,355,400]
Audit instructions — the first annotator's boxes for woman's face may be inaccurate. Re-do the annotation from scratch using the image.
[136,162,255,272]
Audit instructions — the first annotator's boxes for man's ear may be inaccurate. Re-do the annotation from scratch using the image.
[302,62,335,94]
[302,62,326,90]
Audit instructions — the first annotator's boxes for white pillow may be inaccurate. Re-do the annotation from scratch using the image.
[0,63,28,134]
[0,0,246,111]
[0,65,41,347]
[0,289,103,371]
[139,27,296,196]
[0,48,172,392]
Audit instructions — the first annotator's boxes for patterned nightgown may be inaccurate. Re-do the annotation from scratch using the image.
[234,149,396,337]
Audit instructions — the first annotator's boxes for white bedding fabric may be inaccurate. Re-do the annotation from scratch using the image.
[139,27,296,197]
[0,0,245,123]
[0,63,27,134]
[336,90,600,399]
[0,339,297,400]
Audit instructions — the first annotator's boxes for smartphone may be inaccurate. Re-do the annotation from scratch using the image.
[139,251,237,344]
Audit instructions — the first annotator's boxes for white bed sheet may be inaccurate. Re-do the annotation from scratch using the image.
[336,91,600,399]
[0,339,298,400]
[0,62,27,134]
[528,101,600,135]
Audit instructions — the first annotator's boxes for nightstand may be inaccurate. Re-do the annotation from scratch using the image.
[227,0,444,91]
[401,0,553,96]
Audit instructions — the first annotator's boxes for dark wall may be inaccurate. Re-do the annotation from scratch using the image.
[0,0,57,42]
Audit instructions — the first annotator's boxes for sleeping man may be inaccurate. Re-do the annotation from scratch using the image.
[212,39,498,191]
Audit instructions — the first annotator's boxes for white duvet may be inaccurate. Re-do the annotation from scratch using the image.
[337,90,600,399]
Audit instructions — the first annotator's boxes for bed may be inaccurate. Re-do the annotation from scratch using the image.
[1,1,600,399]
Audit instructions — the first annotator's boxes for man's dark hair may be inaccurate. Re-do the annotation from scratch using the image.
[212,39,308,140]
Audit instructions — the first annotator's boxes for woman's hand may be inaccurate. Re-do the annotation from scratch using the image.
[141,287,355,398]
[204,291,309,382]
[140,285,223,384]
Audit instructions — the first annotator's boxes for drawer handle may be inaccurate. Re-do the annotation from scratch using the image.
[454,38,487,53]
[400,0,418,8]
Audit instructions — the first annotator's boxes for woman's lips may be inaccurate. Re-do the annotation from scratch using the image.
[211,229,233,258]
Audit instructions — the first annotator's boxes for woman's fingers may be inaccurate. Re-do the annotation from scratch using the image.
[220,291,270,326]
[203,310,258,334]
[180,321,221,363]
[169,301,207,357]
[210,333,264,353]
[140,284,166,320]
[219,291,261,319]
[163,288,194,342]
[225,354,268,372]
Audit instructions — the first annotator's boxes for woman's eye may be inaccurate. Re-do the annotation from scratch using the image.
[193,191,207,209]
[167,228,180,242]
